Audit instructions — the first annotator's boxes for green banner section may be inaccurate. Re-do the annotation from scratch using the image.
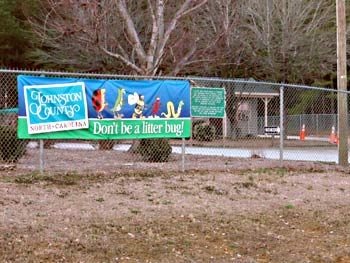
[191,87,225,118]
[18,118,191,139]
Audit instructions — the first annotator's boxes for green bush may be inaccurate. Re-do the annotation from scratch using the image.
[137,138,172,162]
[192,119,206,131]
[193,122,216,141]
[0,125,27,162]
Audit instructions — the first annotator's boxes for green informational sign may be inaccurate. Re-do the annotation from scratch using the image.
[191,87,225,118]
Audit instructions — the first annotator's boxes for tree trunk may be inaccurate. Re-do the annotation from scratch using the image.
[99,140,115,150]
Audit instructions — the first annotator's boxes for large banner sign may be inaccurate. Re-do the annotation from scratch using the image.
[18,75,191,139]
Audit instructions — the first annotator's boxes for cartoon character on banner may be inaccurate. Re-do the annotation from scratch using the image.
[150,97,162,118]
[128,92,146,119]
[92,88,108,119]
[161,100,184,118]
[110,88,126,119]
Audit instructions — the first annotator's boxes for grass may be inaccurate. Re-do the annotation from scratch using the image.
[130,208,141,214]
[204,185,215,192]
[239,166,326,178]
[162,199,172,205]
[183,239,192,247]
[2,170,174,186]
[95,197,105,202]
[11,171,79,185]
[239,167,289,176]
[229,243,238,251]
[233,181,256,189]
[284,204,295,209]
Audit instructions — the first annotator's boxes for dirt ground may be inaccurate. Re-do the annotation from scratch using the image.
[1,147,350,262]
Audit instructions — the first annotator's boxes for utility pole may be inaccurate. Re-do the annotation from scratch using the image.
[336,0,348,166]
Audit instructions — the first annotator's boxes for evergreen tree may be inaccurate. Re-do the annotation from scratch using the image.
[0,0,33,68]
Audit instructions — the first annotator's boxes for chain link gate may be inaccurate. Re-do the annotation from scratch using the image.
[0,69,349,173]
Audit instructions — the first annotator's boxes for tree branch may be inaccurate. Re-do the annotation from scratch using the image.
[154,0,208,69]
[100,46,144,74]
[116,0,147,65]
[146,0,160,72]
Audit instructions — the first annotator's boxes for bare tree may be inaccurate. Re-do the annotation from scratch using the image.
[191,0,245,77]
[235,0,337,140]
[24,0,246,76]
[239,0,335,83]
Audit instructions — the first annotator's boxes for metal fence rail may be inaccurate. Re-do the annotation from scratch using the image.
[0,69,349,172]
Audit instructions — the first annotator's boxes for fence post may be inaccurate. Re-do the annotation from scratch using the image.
[39,74,45,173]
[279,86,284,167]
[39,140,44,173]
[181,138,185,172]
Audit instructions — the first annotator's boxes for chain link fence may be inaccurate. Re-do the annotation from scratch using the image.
[0,69,349,173]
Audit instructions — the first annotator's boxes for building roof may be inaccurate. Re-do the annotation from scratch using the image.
[234,78,279,98]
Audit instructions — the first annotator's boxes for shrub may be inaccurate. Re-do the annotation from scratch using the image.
[137,138,172,162]
[192,119,206,131]
[0,125,27,162]
[193,123,216,141]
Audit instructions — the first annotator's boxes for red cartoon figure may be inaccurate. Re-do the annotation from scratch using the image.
[151,97,161,118]
[92,88,108,119]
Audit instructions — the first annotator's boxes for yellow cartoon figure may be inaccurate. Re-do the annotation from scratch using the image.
[161,100,184,118]
[132,94,146,119]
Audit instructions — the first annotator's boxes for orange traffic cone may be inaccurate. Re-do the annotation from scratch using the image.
[329,126,335,144]
[299,124,305,140]
[335,134,339,145]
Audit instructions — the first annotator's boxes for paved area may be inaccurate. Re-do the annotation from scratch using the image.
[47,142,342,164]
